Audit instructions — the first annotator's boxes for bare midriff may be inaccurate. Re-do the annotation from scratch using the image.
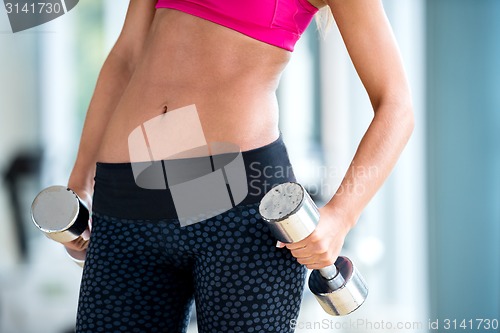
[97,8,293,162]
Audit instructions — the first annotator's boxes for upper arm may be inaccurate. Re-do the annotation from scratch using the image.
[325,0,411,110]
[112,0,157,65]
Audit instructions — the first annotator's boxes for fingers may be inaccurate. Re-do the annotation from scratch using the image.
[272,206,349,270]
[304,262,336,270]
[288,246,313,260]
[275,230,339,269]
[63,236,89,252]
[81,227,91,241]
[292,253,337,269]
[290,248,335,268]
[74,236,90,250]
[284,230,321,251]
[286,231,329,256]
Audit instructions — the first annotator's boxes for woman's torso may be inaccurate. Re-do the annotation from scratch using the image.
[97,2,321,162]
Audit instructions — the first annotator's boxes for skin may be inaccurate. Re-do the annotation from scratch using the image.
[64,0,414,272]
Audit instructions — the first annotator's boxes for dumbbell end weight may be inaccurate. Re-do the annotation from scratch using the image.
[31,186,89,243]
[31,185,90,266]
[259,182,320,243]
[310,256,368,316]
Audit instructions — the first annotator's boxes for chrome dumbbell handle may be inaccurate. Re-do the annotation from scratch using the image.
[319,265,338,280]
[319,265,346,290]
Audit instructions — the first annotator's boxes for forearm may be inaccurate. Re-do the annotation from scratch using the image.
[326,102,414,227]
[68,50,134,193]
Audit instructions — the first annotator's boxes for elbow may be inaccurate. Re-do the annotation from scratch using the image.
[404,100,415,139]
[111,49,137,75]
[375,93,415,139]
[398,100,415,140]
[108,40,140,74]
[407,108,415,138]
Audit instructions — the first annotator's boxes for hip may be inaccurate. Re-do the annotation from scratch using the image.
[92,133,296,221]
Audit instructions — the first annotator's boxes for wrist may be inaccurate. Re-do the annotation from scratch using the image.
[69,158,96,188]
[68,174,93,190]
[68,169,94,196]
[66,180,93,212]
[323,200,358,232]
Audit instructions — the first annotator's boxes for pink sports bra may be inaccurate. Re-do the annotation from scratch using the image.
[155,0,319,51]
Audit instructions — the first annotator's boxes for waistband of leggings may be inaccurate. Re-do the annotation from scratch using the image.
[92,134,296,220]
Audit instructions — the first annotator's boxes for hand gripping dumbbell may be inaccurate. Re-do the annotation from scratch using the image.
[31,186,90,267]
[259,182,368,316]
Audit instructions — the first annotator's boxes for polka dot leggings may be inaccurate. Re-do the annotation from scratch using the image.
[76,203,307,333]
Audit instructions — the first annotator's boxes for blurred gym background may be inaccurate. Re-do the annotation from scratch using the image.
[1,0,498,332]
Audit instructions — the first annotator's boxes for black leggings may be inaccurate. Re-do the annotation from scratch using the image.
[76,136,307,333]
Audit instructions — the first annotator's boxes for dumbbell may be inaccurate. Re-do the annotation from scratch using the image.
[259,182,368,316]
[31,186,90,267]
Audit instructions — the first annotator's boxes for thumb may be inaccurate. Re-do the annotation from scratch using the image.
[275,241,286,248]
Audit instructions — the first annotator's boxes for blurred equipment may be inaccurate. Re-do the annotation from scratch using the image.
[259,182,368,316]
[2,150,42,260]
[31,186,89,267]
